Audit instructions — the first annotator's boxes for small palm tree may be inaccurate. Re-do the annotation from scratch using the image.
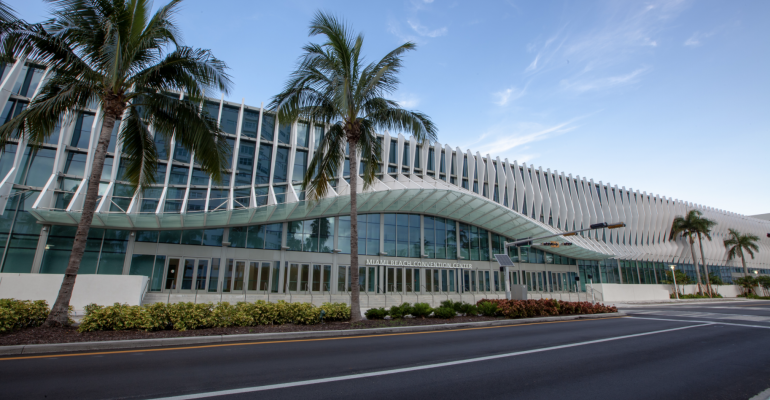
[692,213,716,297]
[670,210,708,294]
[724,229,760,277]
[269,12,437,321]
[0,0,232,326]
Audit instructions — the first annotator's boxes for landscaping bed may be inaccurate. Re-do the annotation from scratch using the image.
[0,315,508,346]
[0,298,617,347]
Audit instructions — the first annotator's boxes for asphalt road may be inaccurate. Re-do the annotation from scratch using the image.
[1,301,769,400]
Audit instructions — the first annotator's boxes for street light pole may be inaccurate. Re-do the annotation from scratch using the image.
[670,265,679,300]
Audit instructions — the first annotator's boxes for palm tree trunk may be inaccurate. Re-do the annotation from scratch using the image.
[44,112,117,326]
[697,233,712,298]
[740,248,748,277]
[348,140,362,322]
[688,237,703,295]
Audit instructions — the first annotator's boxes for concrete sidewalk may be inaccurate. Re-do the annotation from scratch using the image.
[613,298,759,307]
[0,312,624,357]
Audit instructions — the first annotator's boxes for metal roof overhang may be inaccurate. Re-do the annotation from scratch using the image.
[30,188,613,260]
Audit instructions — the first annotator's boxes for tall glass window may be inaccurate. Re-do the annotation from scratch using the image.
[277,123,291,145]
[220,105,239,135]
[172,140,191,163]
[459,223,489,261]
[15,63,46,98]
[235,140,256,185]
[313,125,324,149]
[287,217,334,253]
[338,214,378,255]
[292,150,307,184]
[255,145,272,184]
[273,147,289,183]
[169,165,189,185]
[241,109,259,138]
[296,122,309,147]
[70,113,94,149]
[164,187,185,213]
[260,114,275,142]
[186,189,207,212]
[228,223,282,250]
[18,147,55,187]
[424,216,457,259]
[0,190,42,273]
[383,214,420,257]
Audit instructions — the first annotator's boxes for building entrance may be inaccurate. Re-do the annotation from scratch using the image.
[164,257,211,292]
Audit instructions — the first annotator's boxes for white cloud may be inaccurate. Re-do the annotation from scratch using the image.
[561,67,649,92]
[394,93,420,108]
[524,1,688,85]
[493,86,524,106]
[464,118,580,160]
[525,54,540,72]
[684,31,715,46]
[407,19,448,37]
[388,21,419,43]
[423,0,434,3]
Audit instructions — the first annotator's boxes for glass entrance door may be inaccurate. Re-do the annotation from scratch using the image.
[175,258,211,292]
[386,267,403,292]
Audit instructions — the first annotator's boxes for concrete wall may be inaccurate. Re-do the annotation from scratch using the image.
[0,273,148,311]
[593,283,743,302]
[593,284,670,302]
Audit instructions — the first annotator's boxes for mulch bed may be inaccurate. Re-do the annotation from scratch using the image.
[0,316,506,347]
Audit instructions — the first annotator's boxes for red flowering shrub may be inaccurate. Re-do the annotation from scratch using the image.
[476,299,617,319]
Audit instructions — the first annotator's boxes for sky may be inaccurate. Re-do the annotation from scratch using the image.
[9,0,770,215]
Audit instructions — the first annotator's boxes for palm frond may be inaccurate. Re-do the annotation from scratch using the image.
[118,104,157,191]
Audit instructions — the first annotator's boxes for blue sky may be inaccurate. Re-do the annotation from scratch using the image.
[10,0,770,215]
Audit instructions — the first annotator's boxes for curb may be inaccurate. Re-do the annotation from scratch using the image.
[0,312,625,356]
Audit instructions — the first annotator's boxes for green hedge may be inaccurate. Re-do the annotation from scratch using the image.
[77,301,351,332]
[477,299,617,318]
[0,299,51,333]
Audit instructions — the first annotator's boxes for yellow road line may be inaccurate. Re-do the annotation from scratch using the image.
[0,316,625,361]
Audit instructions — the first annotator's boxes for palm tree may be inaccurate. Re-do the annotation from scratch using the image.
[0,0,232,326]
[693,213,716,297]
[0,1,16,24]
[724,229,760,277]
[670,210,708,295]
[269,12,437,321]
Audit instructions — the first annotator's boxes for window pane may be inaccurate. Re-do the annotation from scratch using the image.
[277,123,291,145]
[220,105,239,135]
[23,148,56,187]
[169,165,189,185]
[64,152,88,177]
[241,109,259,138]
[292,150,307,183]
[70,113,94,149]
[273,147,289,183]
[255,145,272,184]
[235,140,255,185]
[260,114,275,141]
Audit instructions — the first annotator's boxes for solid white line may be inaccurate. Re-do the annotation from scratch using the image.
[151,323,710,400]
[626,316,770,329]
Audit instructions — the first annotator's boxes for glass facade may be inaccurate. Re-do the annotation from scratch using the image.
[0,80,763,301]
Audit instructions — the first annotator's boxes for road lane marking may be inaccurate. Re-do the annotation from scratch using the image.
[149,323,711,400]
[0,317,625,361]
[626,316,770,329]
[627,310,770,323]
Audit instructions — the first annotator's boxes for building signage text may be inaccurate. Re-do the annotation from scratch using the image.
[365,259,473,269]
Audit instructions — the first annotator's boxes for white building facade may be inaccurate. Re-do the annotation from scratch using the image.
[1,58,768,305]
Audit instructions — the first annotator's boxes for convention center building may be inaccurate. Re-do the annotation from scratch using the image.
[0,59,768,306]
